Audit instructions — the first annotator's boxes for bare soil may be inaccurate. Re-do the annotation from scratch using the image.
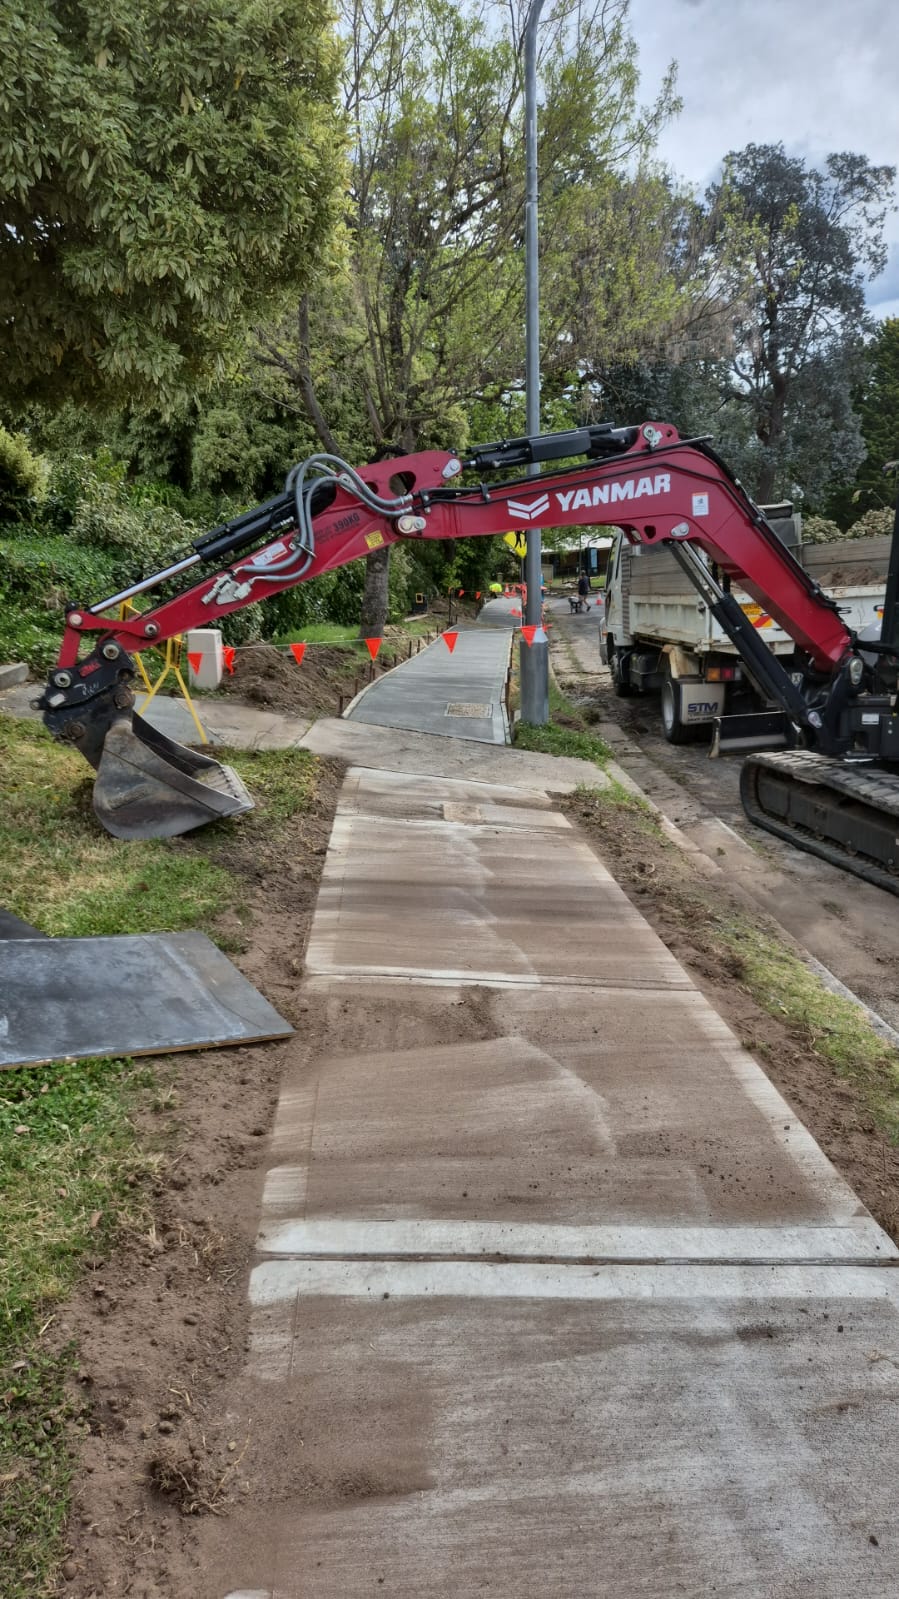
[213,618,462,722]
[52,756,345,1599]
[215,642,357,719]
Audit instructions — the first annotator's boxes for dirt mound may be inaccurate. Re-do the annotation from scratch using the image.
[217,644,356,718]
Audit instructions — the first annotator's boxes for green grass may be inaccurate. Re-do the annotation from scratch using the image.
[515,720,611,766]
[0,713,323,1594]
[273,622,363,646]
[0,1049,159,1596]
[273,617,440,648]
[226,745,320,822]
[0,716,236,938]
[721,918,899,1140]
[571,779,899,1147]
[514,673,611,769]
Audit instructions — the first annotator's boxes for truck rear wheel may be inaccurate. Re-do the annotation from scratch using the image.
[660,663,697,744]
[609,642,633,698]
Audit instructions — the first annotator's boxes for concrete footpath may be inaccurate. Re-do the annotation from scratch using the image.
[196,638,899,1597]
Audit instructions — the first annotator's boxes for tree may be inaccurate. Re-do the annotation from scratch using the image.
[0,0,345,410]
[256,0,680,634]
[707,144,896,502]
[824,318,899,526]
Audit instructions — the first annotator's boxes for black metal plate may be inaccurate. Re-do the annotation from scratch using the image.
[0,931,293,1069]
[0,908,47,939]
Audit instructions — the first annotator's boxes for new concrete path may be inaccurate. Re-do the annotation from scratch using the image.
[206,762,899,1599]
[346,626,512,744]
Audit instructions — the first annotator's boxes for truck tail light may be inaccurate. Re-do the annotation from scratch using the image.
[707,665,737,681]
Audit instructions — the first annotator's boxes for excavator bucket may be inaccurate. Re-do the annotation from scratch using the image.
[92,711,254,840]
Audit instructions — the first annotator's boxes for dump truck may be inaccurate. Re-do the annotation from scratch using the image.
[600,515,890,751]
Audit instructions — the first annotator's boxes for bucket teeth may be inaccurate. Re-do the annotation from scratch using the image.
[92,713,254,839]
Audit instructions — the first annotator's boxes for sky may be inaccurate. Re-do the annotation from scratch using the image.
[627,0,899,318]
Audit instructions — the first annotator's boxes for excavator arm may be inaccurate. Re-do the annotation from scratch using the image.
[39,422,899,884]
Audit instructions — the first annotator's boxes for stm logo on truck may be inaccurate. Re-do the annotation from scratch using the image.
[508,474,672,519]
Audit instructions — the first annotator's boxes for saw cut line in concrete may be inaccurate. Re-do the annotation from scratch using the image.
[255,1216,895,1264]
[247,1257,899,1310]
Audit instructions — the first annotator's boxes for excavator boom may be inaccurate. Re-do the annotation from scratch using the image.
[39,421,899,888]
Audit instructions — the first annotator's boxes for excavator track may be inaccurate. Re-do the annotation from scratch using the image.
[741,751,899,897]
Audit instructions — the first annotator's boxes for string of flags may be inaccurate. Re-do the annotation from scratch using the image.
[195,608,549,680]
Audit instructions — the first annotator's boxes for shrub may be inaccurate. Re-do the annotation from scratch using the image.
[0,426,47,519]
[847,507,894,540]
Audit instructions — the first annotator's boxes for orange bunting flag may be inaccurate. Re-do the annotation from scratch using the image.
[364,637,382,661]
[223,646,236,674]
[290,642,307,665]
[442,630,458,653]
[511,606,521,616]
[475,591,481,599]
[521,625,544,647]
[187,651,203,675]
[458,589,465,597]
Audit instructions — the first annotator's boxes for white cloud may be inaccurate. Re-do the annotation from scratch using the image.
[628,0,899,303]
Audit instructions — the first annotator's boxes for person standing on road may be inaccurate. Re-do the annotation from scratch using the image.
[577,572,590,609]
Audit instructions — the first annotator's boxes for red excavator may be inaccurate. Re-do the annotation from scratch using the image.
[38,422,899,893]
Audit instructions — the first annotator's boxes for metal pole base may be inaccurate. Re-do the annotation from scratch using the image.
[519,637,549,725]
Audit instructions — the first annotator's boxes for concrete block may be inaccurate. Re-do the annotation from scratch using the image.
[0,662,28,688]
[186,628,224,689]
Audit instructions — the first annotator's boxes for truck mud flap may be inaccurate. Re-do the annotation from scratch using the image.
[740,750,899,896]
[710,710,790,756]
[93,712,255,840]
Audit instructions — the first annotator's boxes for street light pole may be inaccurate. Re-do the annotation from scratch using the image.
[518,0,549,726]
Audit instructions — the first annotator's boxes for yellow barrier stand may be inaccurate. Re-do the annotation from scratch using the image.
[118,601,208,744]
[118,601,153,694]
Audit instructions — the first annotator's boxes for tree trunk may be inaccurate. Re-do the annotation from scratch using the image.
[757,374,787,503]
[358,545,391,638]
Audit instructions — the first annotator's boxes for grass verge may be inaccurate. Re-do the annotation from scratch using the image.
[513,669,611,769]
[569,781,899,1152]
[722,918,899,1140]
[0,712,322,1595]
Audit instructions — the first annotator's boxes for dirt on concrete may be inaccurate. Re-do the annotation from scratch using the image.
[549,610,899,1241]
[52,756,345,1599]
[563,786,899,1245]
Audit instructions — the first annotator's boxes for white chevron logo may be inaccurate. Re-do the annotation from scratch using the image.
[508,494,550,521]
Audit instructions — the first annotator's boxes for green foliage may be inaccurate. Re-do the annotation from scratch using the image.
[0,424,47,518]
[707,144,895,502]
[0,448,211,666]
[824,320,899,527]
[0,0,346,409]
[848,507,895,538]
[515,719,610,767]
[803,508,894,544]
[801,515,843,545]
